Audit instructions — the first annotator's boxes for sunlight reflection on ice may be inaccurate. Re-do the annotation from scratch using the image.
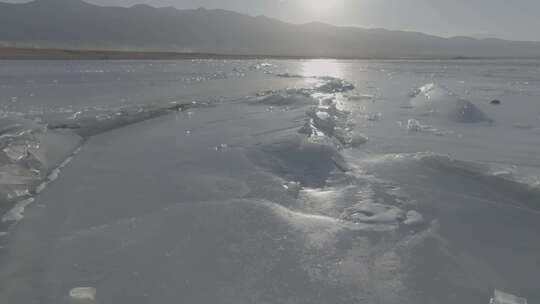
[301,59,343,78]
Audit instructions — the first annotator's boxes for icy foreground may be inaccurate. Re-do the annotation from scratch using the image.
[1,60,540,304]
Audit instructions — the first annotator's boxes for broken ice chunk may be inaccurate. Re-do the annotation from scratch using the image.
[3,145,29,161]
[490,289,527,304]
[343,202,405,225]
[2,198,35,222]
[403,210,424,226]
[283,181,301,197]
[407,119,423,132]
[69,287,97,303]
[347,94,374,101]
[348,133,369,147]
[366,112,383,122]
[214,143,228,151]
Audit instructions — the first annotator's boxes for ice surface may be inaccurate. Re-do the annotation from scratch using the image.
[1,60,540,304]
[512,123,534,129]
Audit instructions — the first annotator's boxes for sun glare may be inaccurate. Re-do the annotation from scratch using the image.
[303,0,341,12]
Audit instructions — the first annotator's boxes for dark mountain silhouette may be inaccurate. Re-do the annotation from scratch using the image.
[2,0,540,58]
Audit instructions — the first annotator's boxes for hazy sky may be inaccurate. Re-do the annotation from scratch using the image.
[5,0,540,41]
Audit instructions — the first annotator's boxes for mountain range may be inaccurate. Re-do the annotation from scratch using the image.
[2,0,540,58]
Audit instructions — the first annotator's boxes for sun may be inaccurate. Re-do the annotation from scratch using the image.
[302,0,341,12]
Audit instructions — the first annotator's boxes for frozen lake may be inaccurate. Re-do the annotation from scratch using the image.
[1,59,539,303]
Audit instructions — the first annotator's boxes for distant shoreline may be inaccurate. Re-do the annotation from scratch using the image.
[1,47,539,60]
